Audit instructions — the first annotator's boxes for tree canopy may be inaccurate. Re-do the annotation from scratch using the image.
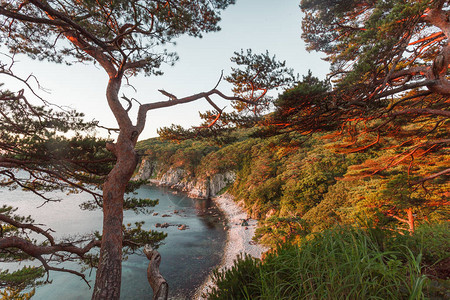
[302,0,449,97]
[1,0,234,74]
[267,0,449,185]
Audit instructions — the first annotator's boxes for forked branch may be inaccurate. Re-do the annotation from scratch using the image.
[135,87,256,134]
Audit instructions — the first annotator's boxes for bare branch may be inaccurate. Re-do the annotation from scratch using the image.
[213,70,224,90]
[0,236,101,261]
[136,88,254,134]
[411,168,450,185]
[390,108,450,118]
[121,95,133,112]
[96,124,120,134]
[204,95,222,113]
[0,6,66,26]
[124,59,149,70]
[36,254,91,288]
[373,79,438,100]
[0,235,101,287]
[0,213,55,245]
[158,89,177,100]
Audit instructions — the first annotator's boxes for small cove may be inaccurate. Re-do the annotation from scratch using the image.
[0,184,227,299]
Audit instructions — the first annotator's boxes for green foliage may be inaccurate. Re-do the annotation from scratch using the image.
[226,49,296,115]
[0,84,115,199]
[302,180,357,232]
[139,122,448,245]
[123,198,159,213]
[137,137,223,177]
[208,225,450,299]
[270,70,333,133]
[157,111,258,144]
[122,221,167,252]
[255,216,309,246]
[0,0,237,76]
[85,222,167,267]
[381,174,422,209]
[79,197,159,214]
[0,266,45,289]
[0,266,45,299]
[279,147,349,215]
[300,0,434,88]
[0,85,97,134]
[207,254,261,300]
[387,222,450,265]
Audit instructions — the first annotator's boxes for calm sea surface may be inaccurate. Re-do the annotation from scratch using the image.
[0,184,227,299]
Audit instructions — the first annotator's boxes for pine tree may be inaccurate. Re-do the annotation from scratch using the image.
[0,1,285,297]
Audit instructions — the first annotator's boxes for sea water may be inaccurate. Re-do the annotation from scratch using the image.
[0,184,227,299]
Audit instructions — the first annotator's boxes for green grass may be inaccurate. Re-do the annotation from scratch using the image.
[207,224,449,300]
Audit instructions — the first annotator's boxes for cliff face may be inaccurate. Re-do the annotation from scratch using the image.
[134,157,235,199]
[133,158,157,181]
[187,171,236,199]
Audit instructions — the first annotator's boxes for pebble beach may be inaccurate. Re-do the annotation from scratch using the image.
[195,193,268,299]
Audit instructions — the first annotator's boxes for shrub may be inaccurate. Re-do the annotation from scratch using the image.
[207,254,261,300]
[208,225,449,299]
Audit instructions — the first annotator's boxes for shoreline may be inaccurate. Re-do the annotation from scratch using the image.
[194,192,268,299]
[145,180,268,298]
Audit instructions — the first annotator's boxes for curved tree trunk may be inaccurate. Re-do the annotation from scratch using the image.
[92,77,139,299]
[144,245,169,300]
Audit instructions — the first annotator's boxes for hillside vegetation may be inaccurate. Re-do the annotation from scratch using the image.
[137,126,448,247]
[136,73,449,299]
[208,224,449,299]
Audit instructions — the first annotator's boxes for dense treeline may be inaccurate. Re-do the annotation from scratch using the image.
[139,0,450,250]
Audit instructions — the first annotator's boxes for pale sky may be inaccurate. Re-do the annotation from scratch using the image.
[3,0,330,140]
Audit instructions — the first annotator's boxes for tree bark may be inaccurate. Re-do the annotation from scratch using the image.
[144,245,169,300]
[92,77,139,300]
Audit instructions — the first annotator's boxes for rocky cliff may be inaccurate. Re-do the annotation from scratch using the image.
[134,158,235,199]
[133,158,157,181]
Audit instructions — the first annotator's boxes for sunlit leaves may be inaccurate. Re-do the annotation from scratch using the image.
[301,0,448,97]
[269,70,332,133]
